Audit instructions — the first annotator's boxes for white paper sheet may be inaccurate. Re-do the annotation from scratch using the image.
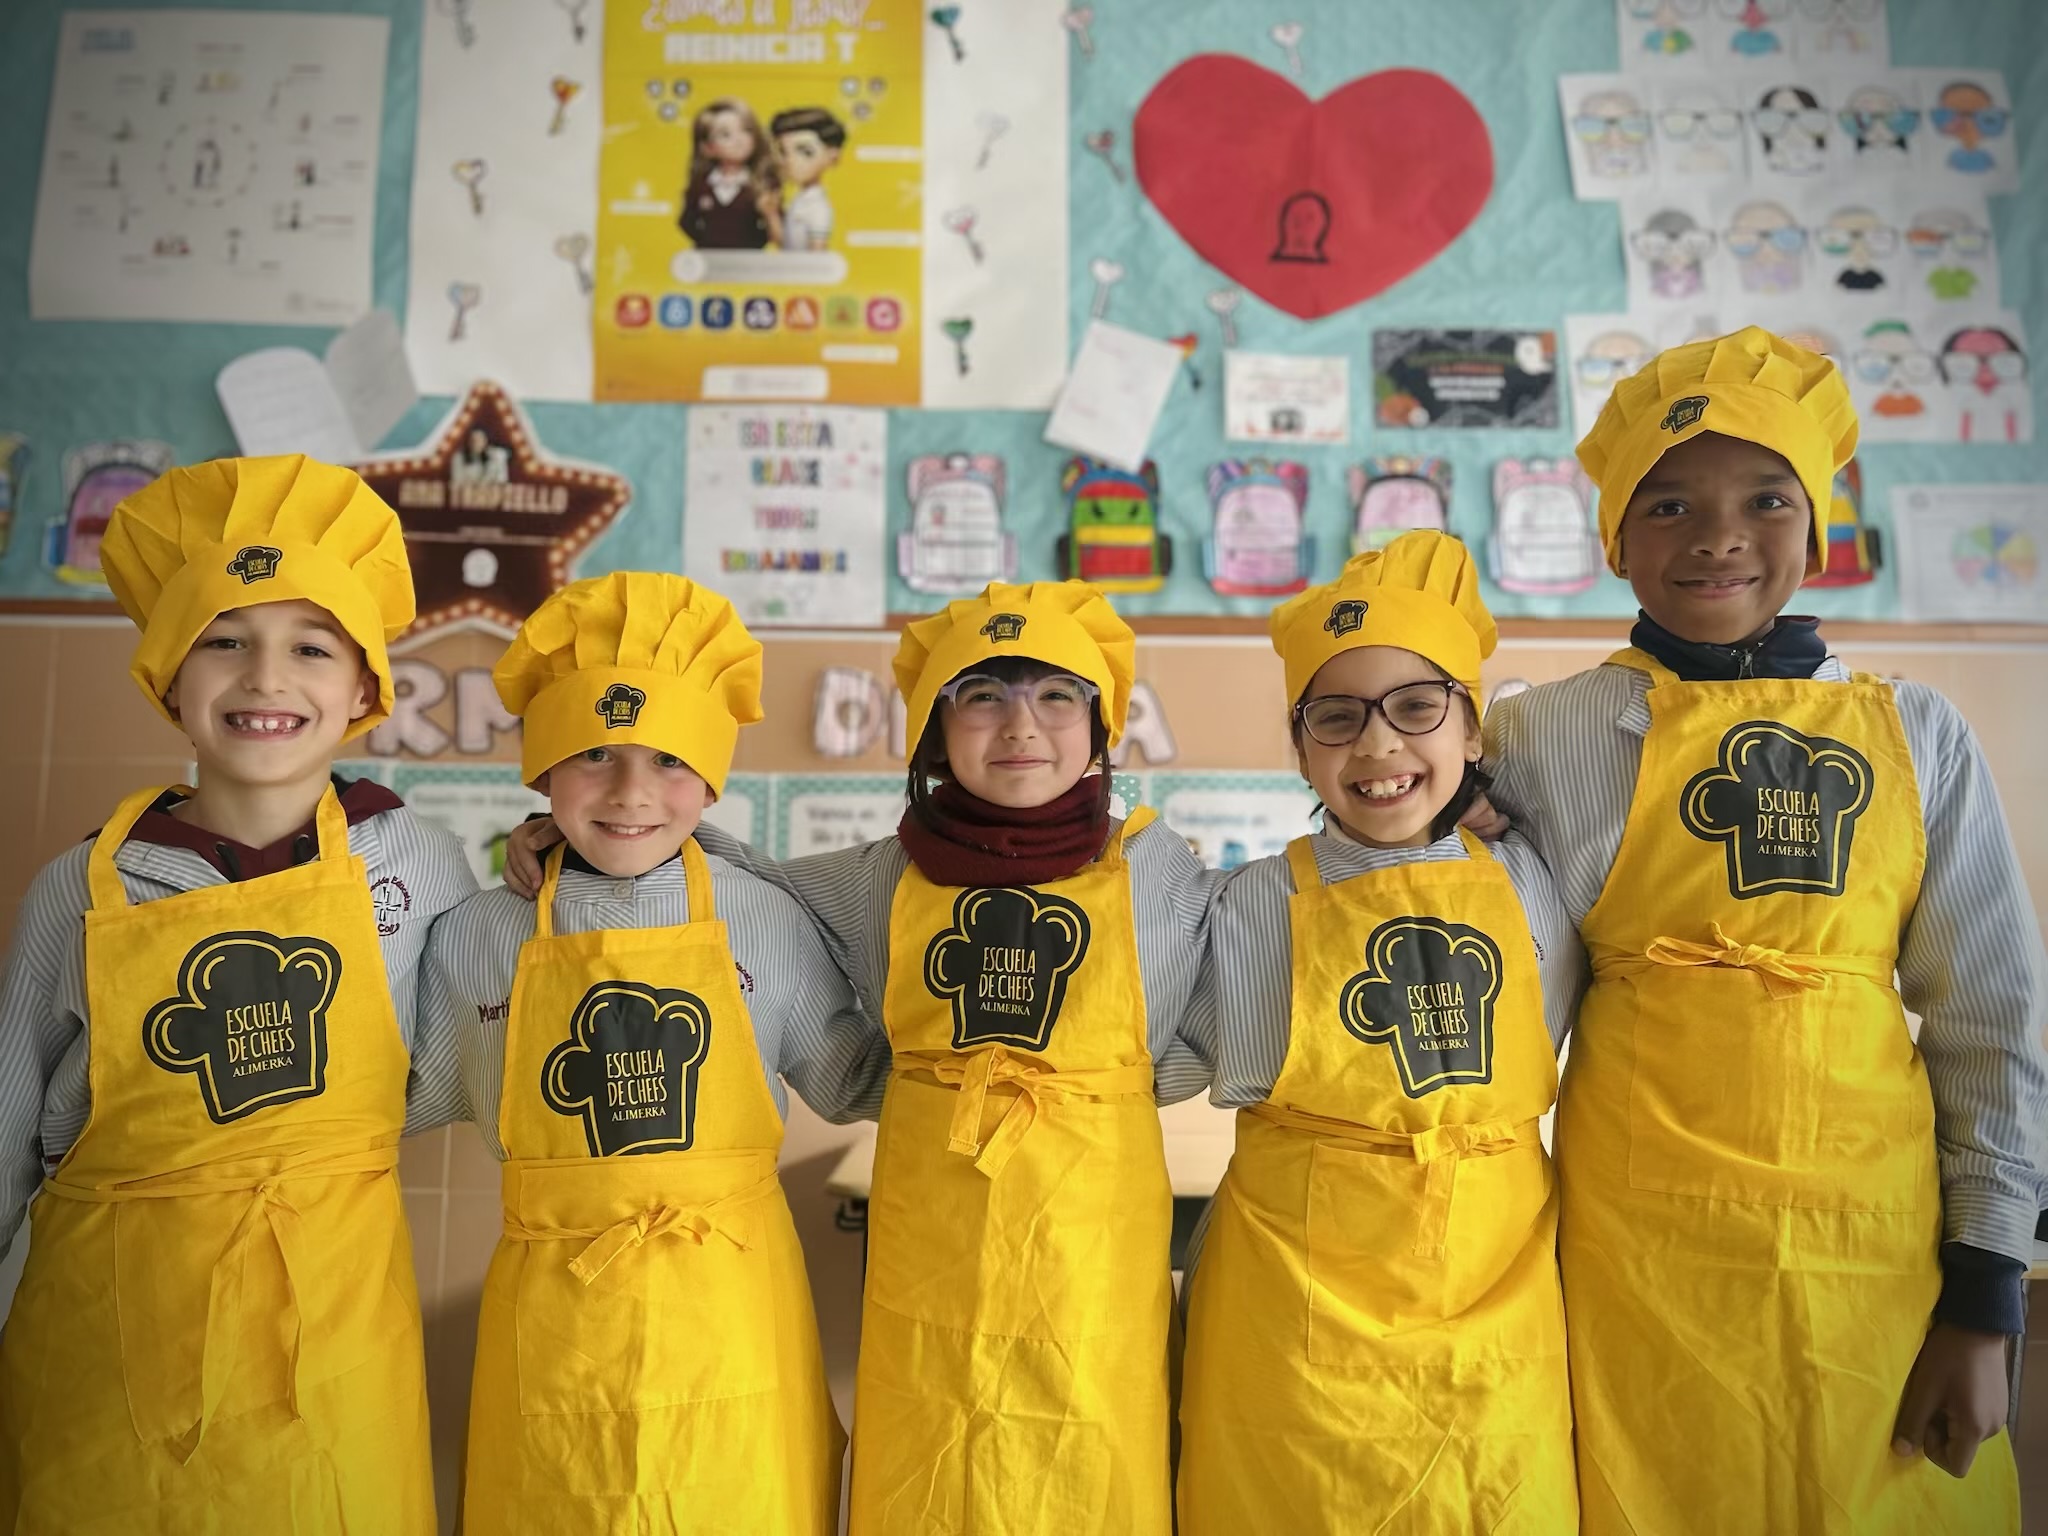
[1042,321,1183,471]
[1223,353,1350,446]
[216,309,417,461]
[30,9,386,325]
[1892,484,2048,623]
[683,405,888,627]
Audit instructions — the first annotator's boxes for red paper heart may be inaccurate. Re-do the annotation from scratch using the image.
[1134,56,1494,320]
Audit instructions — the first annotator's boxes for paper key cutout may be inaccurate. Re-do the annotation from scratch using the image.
[1134,57,1493,319]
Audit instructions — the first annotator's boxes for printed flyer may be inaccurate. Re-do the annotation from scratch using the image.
[595,0,923,404]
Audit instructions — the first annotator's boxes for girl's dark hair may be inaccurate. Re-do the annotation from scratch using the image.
[906,656,1114,823]
[1289,659,1490,845]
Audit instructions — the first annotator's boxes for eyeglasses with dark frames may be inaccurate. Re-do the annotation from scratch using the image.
[1294,681,1465,747]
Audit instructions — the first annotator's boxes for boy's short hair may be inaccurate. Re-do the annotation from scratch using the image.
[771,106,846,148]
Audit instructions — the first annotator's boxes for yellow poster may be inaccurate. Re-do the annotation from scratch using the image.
[596,0,923,404]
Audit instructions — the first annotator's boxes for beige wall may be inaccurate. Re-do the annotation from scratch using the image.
[1,615,2044,1531]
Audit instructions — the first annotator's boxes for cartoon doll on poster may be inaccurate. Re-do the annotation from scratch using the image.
[772,107,846,251]
[679,98,782,250]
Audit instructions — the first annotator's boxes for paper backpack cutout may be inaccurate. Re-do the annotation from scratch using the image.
[898,452,1015,594]
[1489,459,1601,595]
[1203,458,1310,597]
[0,434,27,558]
[1133,57,1492,320]
[1058,456,1171,593]
[1347,456,1451,554]
[1806,459,1881,588]
[48,440,175,589]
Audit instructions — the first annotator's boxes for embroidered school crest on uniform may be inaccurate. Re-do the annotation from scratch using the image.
[1660,394,1709,433]
[542,980,711,1156]
[1339,917,1503,1098]
[368,875,412,936]
[979,612,1027,643]
[595,682,648,728]
[142,931,339,1123]
[1680,721,1874,898]
[226,544,283,584]
[1324,599,1368,638]
[924,887,1091,1051]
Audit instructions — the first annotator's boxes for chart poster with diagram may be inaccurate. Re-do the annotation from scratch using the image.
[594,0,923,405]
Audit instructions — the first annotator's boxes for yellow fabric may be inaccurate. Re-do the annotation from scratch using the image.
[100,456,416,740]
[1576,326,1860,574]
[855,809,1172,1535]
[1557,650,2018,1533]
[0,786,433,1532]
[493,572,764,793]
[464,839,842,1535]
[1267,530,1497,706]
[894,579,1136,749]
[1178,829,1576,1535]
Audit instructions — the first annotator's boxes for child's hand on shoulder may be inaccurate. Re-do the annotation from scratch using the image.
[1891,1322,2009,1478]
[1459,791,1511,842]
[504,816,564,900]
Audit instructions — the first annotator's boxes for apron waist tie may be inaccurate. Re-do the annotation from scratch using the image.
[1602,922,1890,1002]
[896,1046,1155,1178]
[43,1144,400,1463]
[502,1171,783,1284]
[1248,1102,1542,1260]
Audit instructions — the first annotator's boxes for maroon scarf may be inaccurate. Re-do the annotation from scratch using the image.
[896,777,1109,887]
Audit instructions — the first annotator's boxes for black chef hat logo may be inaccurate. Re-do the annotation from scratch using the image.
[1324,599,1368,638]
[143,931,337,1123]
[594,682,648,729]
[1681,721,1874,899]
[542,980,711,1156]
[225,545,283,584]
[1660,395,1709,433]
[925,887,1091,1052]
[1339,917,1503,1098]
[979,612,1027,643]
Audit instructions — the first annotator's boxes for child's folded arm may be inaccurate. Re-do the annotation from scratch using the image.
[1892,682,2048,1273]
[412,885,524,1144]
[1488,832,1587,1055]
[0,849,94,1249]
[1201,853,1295,1108]
[1128,822,1220,1106]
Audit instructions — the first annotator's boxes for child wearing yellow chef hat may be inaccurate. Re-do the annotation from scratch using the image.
[1485,327,2043,1532]
[501,577,1215,1534]
[1175,530,1582,1533]
[0,455,478,1532]
[424,571,887,1534]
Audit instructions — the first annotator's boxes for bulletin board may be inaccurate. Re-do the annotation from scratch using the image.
[0,0,2043,630]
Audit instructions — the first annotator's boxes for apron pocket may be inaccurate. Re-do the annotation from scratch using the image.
[1623,969,1934,1211]
[1305,1138,1558,1370]
[512,1201,779,1415]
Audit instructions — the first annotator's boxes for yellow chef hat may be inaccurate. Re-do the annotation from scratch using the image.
[1576,325,1859,575]
[493,572,763,794]
[896,580,1136,749]
[1269,530,1497,709]
[100,455,415,741]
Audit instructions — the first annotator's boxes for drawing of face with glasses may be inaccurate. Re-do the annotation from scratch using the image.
[1575,331,1654,397]
[1797,0,1883,54]
[1853,322,1939,418]
[1941,327,2029,444]
[1573,88,1653,179]
[1717,0,1790,56]
[1837,85,1920,156]
[1630,209,1715,299]
[1816,207,1897,292]
[1904,208,1993,301]
[1726,200,1807,293]
[1656,88,1743,175]
[1626,0,1704,56]
[1933,81,2008,174]
[1753,85,1829,175]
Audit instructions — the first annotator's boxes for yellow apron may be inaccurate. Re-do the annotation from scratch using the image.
[853,810,1173,1535]
[464,839,844,1536]
[1558,649,2020,1533]
[1179,829,1576,1534]
[0,785,432,1534]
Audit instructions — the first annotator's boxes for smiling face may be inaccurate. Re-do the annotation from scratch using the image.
[934,659,1099,809]
[1293,647,1481,850]
[540,743,709,877]
[1618,432,1815,645]
[165,598,376,794]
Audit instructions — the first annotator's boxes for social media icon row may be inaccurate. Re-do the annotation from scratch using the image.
[614,293,905,333]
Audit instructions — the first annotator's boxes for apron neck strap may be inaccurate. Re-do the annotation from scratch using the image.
[681,837,715,924]
[1454,825,1489,860]
[1607,645,1677,686]
[1284,835,1322,893]
[532,845,567,940]
[1107,802,1155,860]
[86,783,349,912]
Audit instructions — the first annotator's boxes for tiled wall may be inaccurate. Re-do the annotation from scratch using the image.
[1,618,2043,1533]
